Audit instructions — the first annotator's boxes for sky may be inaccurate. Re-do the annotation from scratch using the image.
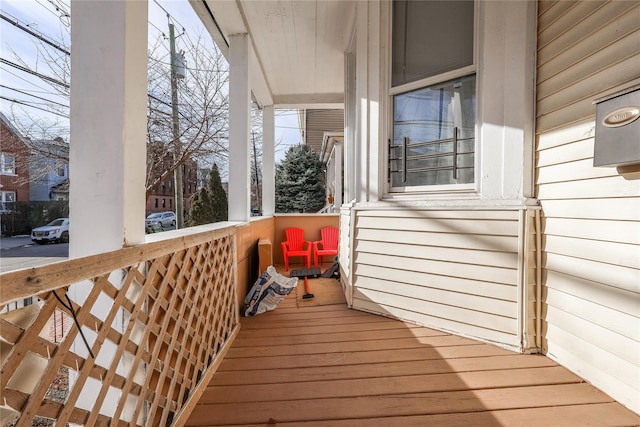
[0,0,303,165]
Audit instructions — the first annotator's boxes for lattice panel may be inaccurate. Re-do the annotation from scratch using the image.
[0,234,237,426]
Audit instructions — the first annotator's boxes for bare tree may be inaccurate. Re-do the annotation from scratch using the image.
[145,31,229,200]
[4,17,229,205]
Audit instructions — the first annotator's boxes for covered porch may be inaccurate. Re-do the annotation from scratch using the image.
[1,0,638,425]
[2,217,638,426]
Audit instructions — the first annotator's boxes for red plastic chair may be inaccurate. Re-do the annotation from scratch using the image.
[312,226,339,266]
[281,227,312,271]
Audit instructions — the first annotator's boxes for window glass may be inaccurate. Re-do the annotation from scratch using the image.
[0,191,16,212]
[389,0,475,190]
[391,75,475,187]
[392,0,474,87]
[1,153,16,174]
[1,191,16,202]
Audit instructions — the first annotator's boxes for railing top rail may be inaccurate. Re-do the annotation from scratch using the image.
[0,222,237,305]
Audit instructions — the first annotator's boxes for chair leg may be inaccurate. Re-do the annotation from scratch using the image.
[284,256,289,271]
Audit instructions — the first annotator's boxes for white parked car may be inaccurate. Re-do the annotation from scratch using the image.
[145,211,176,229]
[31,218,70,244]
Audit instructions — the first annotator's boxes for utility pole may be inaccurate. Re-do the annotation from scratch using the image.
[251,131,261,210]
[169,22,183,228]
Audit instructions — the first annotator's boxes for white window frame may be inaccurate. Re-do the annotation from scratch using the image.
[0,191,16,212]
[382,1,538,202]
[0,152,16,175]
[385,0,479,196]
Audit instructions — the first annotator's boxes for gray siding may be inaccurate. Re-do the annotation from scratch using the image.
[305,109,344,154]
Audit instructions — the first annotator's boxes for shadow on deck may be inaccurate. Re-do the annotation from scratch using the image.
[186,267,639,427]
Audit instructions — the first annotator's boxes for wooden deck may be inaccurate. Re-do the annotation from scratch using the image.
[186,276,639,426]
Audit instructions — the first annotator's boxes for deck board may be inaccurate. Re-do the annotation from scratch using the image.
[186,295,640,426]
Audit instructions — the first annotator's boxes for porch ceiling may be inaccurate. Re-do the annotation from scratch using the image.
[191,0,356,108]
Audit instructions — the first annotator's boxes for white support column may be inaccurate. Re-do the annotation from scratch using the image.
[367,0,381,202]
[228,33,251,222]
[334,142,343,209]
[355,2,369,203]
[70,0,147,258]
[262,105,275,216]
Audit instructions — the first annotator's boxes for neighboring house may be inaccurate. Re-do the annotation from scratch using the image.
[145,155,198,217]
[29,137,69,201]
[0,113,30,212]
[50,178,69,201]
[303,109,344,212]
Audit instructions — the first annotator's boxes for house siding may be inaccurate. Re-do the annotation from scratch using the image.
[350,208,539,352]
[305,109,344,155]
[536,0,640,414]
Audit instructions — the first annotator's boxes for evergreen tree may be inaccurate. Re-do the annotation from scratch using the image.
[275,144,326,213]
[187,164,228,225]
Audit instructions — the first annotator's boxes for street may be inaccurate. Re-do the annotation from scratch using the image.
[0,236,68,273]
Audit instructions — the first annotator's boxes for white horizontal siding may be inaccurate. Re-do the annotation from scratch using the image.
[541,198,640,221]
[538,3,638,78]
[536,0,640,134]
[542,217,640,245]
[351,209,530,351]
[544,234,640,269]
[536,0,640,414]
[354,264,518,301]
[354,298,520,349]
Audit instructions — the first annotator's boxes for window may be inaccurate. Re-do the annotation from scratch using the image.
[57,166,66,177]
[391,75,476,187]
[1,153,16,175]
[389,0,476,190]
[0,191,16,212]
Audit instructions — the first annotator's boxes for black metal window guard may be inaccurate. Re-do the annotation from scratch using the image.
[388,127,474,184]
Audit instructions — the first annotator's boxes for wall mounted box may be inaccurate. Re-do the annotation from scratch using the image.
[593,87,640,167]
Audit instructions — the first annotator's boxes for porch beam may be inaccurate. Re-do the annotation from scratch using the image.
[69,0,147,257]
[228,33,251,222]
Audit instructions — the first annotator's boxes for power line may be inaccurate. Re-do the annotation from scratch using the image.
[0,67,63,94]
[1,58,69,89]
[149,21,166,38]
[0,84,68,108]
[33,0,69,25]
[0,11,70,55]
[0,95,69,118]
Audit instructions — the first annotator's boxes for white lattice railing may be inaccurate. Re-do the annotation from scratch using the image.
[0,225,239,426]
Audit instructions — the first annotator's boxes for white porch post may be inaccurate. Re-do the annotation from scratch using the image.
[262,105,275,216]
[334,142,343,209]
[228,33,251,222]
[70,0,147,258]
